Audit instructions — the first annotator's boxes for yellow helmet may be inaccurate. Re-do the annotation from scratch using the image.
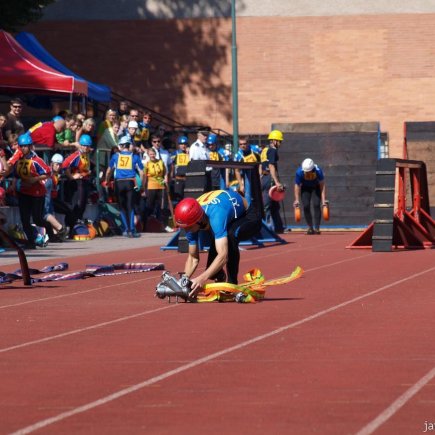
[268,130,283,141]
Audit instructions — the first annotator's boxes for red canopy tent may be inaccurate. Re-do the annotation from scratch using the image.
[0,30,87,96]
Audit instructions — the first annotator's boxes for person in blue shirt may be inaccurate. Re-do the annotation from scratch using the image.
[106,136,144,237]
[174,187,262,296]
[293,158,327,235]
[261,130,285,233]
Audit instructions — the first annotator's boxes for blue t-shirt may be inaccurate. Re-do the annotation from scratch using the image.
[186,190,247,245]
[109,151,144,179]
[295,165,324,188]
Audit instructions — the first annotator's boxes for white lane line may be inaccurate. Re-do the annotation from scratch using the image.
[356,367,435,435]
[10,265,435,435]
[1,252,374,353]
[0,274,158,309]
[0,305,175,354]
[0,247,370,310]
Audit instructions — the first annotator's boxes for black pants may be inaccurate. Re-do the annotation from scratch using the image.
[261,173,284,233]
[144,189,166,224]
[301,185,322,229]
[206,203,262,285]
[53,197,76,229]
[67,178,92,222]
[18,193,54,244]
[115,179,135,232]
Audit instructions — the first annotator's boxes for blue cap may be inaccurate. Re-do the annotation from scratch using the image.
[52,116,64,122]
[177,136,188,145]
[79,134,92,147]
[18,133,33,147]
[206,133,217,145]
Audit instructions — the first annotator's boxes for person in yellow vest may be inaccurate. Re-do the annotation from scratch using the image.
[171,135,190,202]
[206,133,226,190]
[233,136,261,202]
[138,111,153,148]
[144,148,171,231]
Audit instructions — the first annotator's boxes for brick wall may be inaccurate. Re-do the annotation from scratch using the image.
[24,13,435,157]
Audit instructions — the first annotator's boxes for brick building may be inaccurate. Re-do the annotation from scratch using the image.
[21,1,435,156]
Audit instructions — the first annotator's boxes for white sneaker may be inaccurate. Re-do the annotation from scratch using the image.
[164,226,174,233]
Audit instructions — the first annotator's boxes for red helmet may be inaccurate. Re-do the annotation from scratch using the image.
[174,197,204,228]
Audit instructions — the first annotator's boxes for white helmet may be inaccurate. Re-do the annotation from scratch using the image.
[302,158,315,172]
[119,135,132,147]
[51,153,64,164]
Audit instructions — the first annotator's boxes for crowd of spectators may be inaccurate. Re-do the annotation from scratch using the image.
[0,98,264,247]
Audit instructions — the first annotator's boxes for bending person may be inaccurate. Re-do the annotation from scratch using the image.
[174,185,262,297]
[293,158,327,235]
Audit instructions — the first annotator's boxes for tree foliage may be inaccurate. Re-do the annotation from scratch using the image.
[0,0,55,33]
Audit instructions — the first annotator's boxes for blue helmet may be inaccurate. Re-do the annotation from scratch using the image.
[18,133,33,147]
[177,135,188,145]
[79,134,92,147]
[207,133,217,145]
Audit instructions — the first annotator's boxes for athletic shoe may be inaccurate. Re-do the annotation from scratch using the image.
[306,228,315,235]
[314,229,321,235]
[57,226,68,240]
[122,231,129,237]
[164,226,174,233]
[36,234,49,247]
[130,231,141,238]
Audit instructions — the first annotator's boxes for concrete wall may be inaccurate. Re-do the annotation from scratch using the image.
[23,11,435,157]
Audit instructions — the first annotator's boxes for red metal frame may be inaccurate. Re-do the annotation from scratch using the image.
[348,159,435,250]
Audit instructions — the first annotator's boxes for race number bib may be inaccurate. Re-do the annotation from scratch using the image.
[80,154,90,170]
[117,154,133,170]
[16,160,32,179]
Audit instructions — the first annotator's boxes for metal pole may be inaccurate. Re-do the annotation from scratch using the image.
[231,0,239,154]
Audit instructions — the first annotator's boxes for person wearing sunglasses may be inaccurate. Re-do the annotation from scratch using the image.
[4,98,25,141]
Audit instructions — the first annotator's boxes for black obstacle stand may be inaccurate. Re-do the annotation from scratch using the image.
[272,122,380,228]
[161,160,285,252]
[348,158,435,251]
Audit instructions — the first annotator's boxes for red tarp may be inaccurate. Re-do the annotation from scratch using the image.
[0,30,87,95]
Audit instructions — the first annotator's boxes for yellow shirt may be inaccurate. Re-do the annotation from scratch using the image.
[146,159,166,190]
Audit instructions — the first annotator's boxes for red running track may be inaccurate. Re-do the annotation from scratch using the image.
[1,232,435,434]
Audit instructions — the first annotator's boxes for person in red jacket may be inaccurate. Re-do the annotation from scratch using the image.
[4,133,54,248]
[62,134,93,232]
[30,116,66,150]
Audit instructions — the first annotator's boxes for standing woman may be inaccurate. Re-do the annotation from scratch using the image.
[143,148,167,230]
[5,134,54,248]
[76,118,96,144]
[106,136,144,237]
